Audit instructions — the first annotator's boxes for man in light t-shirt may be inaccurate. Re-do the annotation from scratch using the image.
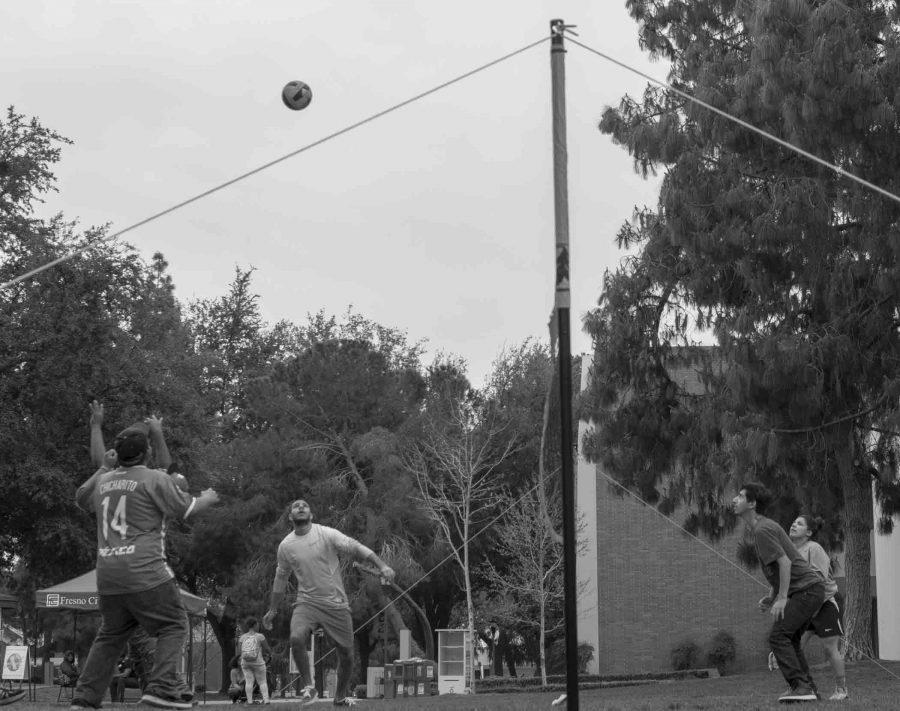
[262,499,394,707]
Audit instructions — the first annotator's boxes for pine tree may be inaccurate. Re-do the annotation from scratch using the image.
[583,0,900,657]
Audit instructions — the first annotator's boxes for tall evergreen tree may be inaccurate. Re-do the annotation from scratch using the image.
[582,0,900,657]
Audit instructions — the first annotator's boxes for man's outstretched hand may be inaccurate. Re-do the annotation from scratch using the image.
[103,449,118,469]
[379,565,396,585]
[262,609,276,630]
[145,414,164,434]
[90,400,104,426]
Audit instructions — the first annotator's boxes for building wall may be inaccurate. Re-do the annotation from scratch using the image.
[592,473,770,674]
[873,494,900,660]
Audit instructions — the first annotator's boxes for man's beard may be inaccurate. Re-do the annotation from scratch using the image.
[290,513,311,525]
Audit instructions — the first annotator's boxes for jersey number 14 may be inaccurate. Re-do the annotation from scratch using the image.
[101,495,128,541]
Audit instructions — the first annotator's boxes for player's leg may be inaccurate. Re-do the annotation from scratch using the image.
[73,597,137,708]
[769,584,824,701]
[319,607,355,704]
[130,580,190,705]
[811,599,847,699]
[289,605,317,701]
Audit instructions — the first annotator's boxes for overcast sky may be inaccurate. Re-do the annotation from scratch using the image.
[4,1,664,387]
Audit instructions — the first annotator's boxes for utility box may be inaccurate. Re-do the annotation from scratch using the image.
[416,659,436,696]
[366,666,384,699]
[436,629,471,694]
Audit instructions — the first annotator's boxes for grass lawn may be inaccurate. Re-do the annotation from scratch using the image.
[13,660,899,710]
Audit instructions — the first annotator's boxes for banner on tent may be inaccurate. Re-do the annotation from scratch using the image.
[2,646,29,681]
[40,593,99,609]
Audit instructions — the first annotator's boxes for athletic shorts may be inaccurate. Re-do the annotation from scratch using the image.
[808,596,843,638]
[290,602,353,649]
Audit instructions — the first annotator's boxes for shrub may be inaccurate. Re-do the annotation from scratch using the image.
[546,639,596,674]
[353,683,367,699]
[670,640,700,671]
[706,630,737,674]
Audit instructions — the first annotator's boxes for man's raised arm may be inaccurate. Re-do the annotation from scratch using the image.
[145,414,172,469]
[89,400,107,469]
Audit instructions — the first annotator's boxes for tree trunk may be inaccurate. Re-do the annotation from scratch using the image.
[208,610,238,694]
[355,630,373,683]
[337,434,368,495]
[833,424,875,660]
[539,596,547,686]
[464,525,477,694]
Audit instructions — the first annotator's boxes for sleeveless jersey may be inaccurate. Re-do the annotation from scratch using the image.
[76,465,196,594]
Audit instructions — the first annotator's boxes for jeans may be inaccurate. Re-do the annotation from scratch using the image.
[769,582,826,688]
[74,580,188,707]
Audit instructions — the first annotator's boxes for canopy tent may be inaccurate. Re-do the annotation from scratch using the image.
[34,570,211,691]
[0,591,19,648]
[35,570,207,616]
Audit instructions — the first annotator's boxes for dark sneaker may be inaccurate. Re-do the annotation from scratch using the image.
[332,699,358,707]
[299,686,318,705]
[68,699,100,710]
[140,692,194,710]
[778,683,817,703]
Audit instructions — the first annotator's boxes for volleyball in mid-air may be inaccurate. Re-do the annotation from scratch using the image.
[282,81,312,111]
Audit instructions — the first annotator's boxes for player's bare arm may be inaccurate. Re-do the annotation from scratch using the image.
[357,545,395,583]
[89,400,108,468]
[145,414,172,469]
[263,568,289,629]
[770,555,792,620]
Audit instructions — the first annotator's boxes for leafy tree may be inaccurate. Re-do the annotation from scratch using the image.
[0,108,206,597]
[582,0,900,657]
[188,265,294,440]
[482,339,568,544]
[185,305,436,688]
[479,486,563,685]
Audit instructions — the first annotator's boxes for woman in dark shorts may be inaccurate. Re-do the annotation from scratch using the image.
[789,514,848,701]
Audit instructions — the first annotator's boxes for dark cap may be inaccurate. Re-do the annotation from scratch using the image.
[114,423,150,466]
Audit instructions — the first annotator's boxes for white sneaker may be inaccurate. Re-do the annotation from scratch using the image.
[299,686,318,705]
[551,694,567,707]
[778,683,817,703]
[767,651,779,671]
[828,687,849,701]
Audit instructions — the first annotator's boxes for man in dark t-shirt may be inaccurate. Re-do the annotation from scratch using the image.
[733,483,825,704]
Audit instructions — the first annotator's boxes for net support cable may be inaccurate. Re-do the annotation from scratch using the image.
[0,36,551,291]
[567,37,900,208]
